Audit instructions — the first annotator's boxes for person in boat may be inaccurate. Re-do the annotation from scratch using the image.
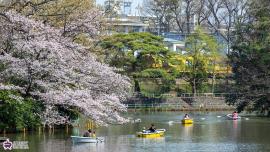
[83,129,92,137]
[148,124,156,132]
[92,131,96,138]
[184,114,190,119]
[232,111,238,119]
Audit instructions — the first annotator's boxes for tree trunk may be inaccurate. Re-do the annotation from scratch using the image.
[134,79,140,92]
[192,78,196,96]
[185,0,191,34]
[211,74,216,94]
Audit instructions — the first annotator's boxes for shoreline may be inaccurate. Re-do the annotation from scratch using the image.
[127,107,235,112]
[125,96,235,112]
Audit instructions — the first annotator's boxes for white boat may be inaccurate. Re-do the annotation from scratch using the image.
[226,114,241,120]
[71,136,104,143]
[0,137,9,142]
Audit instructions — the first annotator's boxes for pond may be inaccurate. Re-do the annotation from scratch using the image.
[1,111,270,152]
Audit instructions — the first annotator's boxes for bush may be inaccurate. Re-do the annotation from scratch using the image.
[134,69,175,95]
[0,91,42,131]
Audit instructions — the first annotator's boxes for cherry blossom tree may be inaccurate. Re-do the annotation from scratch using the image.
[0,10,131,126]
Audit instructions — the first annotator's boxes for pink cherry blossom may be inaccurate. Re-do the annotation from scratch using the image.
[0,11,131,126]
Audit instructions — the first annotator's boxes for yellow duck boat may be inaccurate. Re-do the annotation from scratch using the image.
[181,119,193,124]
[137,129,166,138]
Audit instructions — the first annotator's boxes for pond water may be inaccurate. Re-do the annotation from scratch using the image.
[1,111,270,152]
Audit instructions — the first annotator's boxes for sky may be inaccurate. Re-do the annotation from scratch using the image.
[96,0,144,16]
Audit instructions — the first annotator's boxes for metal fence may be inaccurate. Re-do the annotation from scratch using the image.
[125,102,234,111]
[130,92,229,98]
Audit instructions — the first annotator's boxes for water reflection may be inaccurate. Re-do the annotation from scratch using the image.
[233,120,238,129]
[71,142,105,152]
[182,123,193,141]
[1,112,270,152]
[137,137,165,145]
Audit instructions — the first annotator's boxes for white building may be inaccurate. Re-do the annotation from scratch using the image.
[164,38,185,53]
[97,0,149,34]
[96,0,144,16]
[106,16,149,34]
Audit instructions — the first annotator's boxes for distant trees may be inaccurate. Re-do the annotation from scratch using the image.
[134,69,175,95]
[101,32,170,73]
[183,27,220,94]
[100,31,224,95]
[226,0,270,115]
[206,0,248,54]
[143,0,248,39]
[100,32,173,95]
[142,0,173,34]
[142,0,249,94]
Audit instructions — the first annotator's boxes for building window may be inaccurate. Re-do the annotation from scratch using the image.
[133,26,141,32]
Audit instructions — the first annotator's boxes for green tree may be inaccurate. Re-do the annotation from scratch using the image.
[0,91,42,132]
[100,32,174,94]
[184,27,220,94]
[134,68,175,95]
[227,0,270,115]
[101,32,170,72]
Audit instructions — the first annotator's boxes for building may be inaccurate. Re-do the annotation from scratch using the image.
[96,0,144,16]
[163,38,185,53]
[99,0,149,34]
[106,16,149,34]
[97,0,228,56]
[104,0,132,16]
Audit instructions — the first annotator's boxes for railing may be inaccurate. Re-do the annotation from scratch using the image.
[130,92,230,98]
[125,102,234,110]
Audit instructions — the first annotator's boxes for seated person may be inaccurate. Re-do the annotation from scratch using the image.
[92,131,96,138]
[183,114,190,119]
[83,129,92,137]
[148,124,156,132]
[232,111,238,118]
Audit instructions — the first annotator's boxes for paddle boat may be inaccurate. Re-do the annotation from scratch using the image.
[181,119,193,124]
[71,136,104,143]
[182,123,193,127]
[137,129,166,138]
[226,114,241,120]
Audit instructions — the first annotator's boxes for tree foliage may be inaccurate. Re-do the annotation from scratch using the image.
[0,9,130,126]
[134,68,175,94]
[0,90,41,131]
[0,0,106,59]
[227,0,270,115]
[183,27,220,94]
[101,32,170,73]
[101,32,175,95]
